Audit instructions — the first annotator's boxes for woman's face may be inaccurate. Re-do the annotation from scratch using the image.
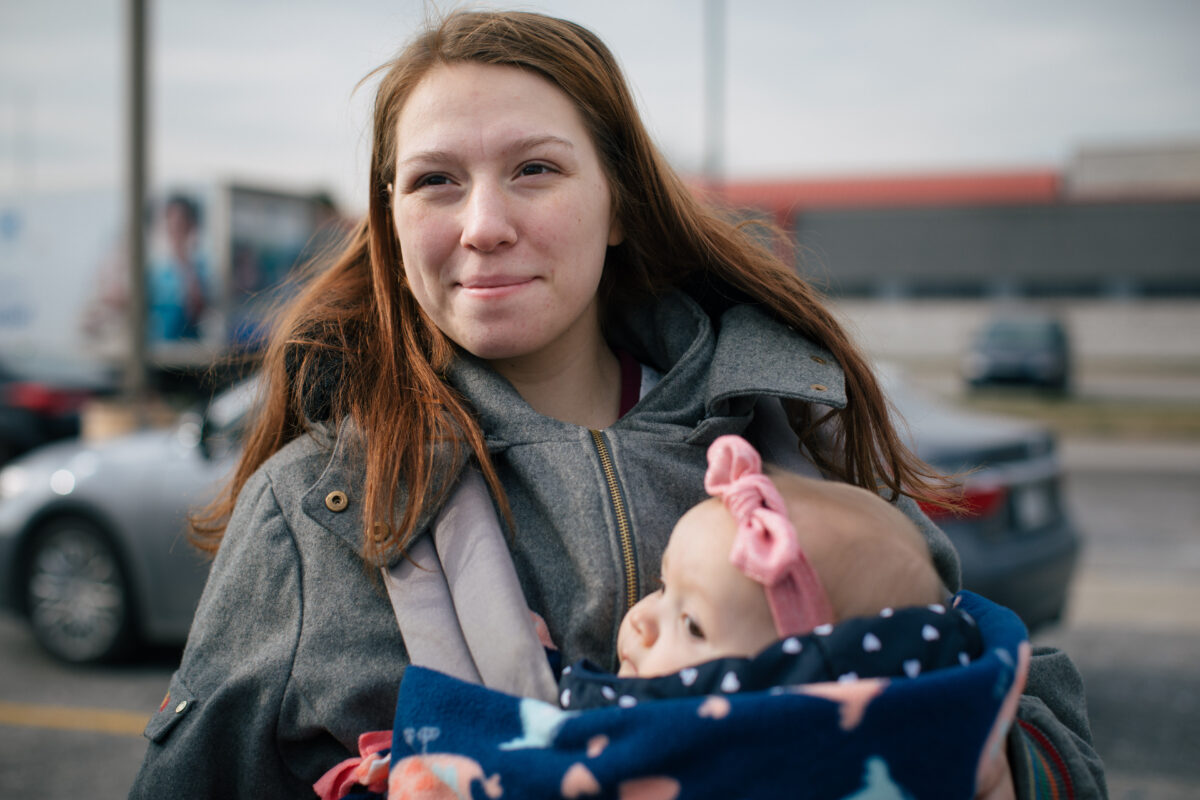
[391,62,622,366]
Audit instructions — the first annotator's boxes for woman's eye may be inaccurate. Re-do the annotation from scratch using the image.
[684,615,705,641]
[518,162,554,177]
[413,174,451,189]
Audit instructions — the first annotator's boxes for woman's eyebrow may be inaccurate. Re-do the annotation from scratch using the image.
[508,134,575,154]
[399,135,576,167]
[396,149,455,168]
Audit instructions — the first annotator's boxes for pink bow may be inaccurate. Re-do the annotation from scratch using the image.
[704,435,834,637]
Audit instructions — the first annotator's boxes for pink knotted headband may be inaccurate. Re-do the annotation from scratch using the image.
[704,435,834,638]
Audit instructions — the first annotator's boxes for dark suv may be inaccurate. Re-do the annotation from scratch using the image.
[963,313,1071,392]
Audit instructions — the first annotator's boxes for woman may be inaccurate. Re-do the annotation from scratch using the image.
[131,10,1104,799]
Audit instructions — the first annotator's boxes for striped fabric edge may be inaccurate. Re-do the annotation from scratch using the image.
[1016,718,1076,800]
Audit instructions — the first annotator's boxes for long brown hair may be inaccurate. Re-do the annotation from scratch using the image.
[192,10,954,558]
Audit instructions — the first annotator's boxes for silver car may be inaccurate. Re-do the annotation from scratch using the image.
[0,380,255,662]
[0,373,1078,663]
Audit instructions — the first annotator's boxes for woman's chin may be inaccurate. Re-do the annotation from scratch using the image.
[452,330,547,364]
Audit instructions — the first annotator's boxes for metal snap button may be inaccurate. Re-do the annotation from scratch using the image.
[810,383,828,392]
[175,701,188,713]
[810,356,826,364]
[325,490,349,512]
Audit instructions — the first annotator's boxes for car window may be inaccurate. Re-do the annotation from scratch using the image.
[980,319,1059,346]
[204,379,260,455]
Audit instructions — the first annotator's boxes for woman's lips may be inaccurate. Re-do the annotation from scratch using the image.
[456,275,536,299]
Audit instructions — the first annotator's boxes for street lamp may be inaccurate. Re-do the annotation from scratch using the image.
[702,0,726,194]
[124,0,148,407]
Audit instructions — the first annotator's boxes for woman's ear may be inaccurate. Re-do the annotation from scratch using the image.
[607,217,624,247]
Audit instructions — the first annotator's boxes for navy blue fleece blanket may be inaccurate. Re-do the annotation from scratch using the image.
[331,591,1029,800]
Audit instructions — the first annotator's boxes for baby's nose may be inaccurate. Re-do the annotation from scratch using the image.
[629,601,659,646]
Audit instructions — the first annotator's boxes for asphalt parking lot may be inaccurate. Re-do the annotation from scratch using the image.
[1037,437,1200,799]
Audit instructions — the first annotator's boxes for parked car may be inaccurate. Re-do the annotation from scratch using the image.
[0,355,118,466]
[0,370,1078,663]
[883,366,1079,630]
[0,379,255,662]
[962,312,1072,391]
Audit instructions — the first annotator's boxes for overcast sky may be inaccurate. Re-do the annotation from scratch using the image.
[2,0,1199,213]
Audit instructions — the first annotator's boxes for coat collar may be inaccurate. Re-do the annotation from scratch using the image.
[705,302,845,413]
[299,417,469,566]
[448,291,846,452]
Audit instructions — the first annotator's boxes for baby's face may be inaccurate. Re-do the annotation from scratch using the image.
[616,500,777,678]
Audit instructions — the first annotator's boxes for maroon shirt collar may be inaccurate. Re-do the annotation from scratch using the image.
[616,349,641,419]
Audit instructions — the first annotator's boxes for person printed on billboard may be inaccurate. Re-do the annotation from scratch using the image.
[147,193,209,341]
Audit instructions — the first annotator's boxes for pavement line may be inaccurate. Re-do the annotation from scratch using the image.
[0,700,149,737]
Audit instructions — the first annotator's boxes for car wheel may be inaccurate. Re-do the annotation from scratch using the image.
[24,518,134,663]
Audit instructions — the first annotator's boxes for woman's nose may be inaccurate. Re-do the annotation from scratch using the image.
[460,183,517,252]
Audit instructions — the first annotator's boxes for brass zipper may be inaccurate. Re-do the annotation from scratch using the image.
[589,429,638,614]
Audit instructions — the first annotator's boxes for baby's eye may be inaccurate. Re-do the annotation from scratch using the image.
[654,577,665,595]
[684,615,706,641]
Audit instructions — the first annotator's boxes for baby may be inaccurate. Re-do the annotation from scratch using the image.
[557,433,977,709]
[618,434,947,678]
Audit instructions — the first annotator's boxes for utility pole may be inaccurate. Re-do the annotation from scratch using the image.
[124,0,148,408]
[702,0,726,194]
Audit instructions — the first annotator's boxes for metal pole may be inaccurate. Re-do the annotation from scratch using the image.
[124,0,148,407]
[702,0,726,193]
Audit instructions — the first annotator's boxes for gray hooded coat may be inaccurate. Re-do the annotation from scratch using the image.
[130,292,1104,798]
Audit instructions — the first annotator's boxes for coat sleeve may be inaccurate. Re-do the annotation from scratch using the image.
[1007,646,1108,799]
[895,495,1107,798]
[128,471,316,800]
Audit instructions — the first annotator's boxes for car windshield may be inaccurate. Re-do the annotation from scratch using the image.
[980,320,1059,346]
[206,379,260,441]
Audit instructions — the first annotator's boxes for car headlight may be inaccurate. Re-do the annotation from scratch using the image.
[49,469,77,495]
[0,465,31,501]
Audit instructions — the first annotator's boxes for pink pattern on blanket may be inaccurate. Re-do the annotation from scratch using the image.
[561,763,601,797]
[618,776,681,799]
[794,678,888,730]
[697,696,731,719]
[388,753,503,799]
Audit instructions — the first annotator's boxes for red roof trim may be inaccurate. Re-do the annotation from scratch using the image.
[697,170,1062,215]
